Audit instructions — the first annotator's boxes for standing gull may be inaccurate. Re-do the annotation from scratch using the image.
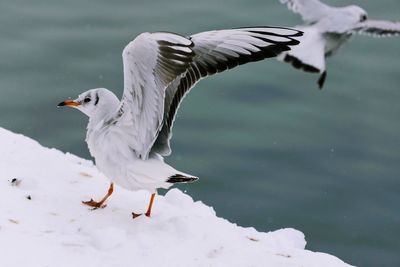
[58,27,302,217]
[278,0,400,88]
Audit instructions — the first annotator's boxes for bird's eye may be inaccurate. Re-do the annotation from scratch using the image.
[84,97,91,103]
[360,14,367,22]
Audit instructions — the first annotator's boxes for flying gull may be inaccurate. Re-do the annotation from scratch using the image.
[278,0,400,88]
[58,27,302,218]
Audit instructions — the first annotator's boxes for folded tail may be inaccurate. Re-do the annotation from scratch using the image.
[167,174,199,184]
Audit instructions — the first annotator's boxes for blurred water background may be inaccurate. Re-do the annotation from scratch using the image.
[1,0,399,266]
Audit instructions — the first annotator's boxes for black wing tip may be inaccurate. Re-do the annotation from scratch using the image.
[318,71,327,89]
[282,55,327,89]
[167,174,199,184]
[236,26,304,37]
[283,54,320,73]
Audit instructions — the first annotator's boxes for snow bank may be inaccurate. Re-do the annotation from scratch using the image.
[0,127,352,267]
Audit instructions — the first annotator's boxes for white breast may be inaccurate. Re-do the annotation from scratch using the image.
[85,120,175,192]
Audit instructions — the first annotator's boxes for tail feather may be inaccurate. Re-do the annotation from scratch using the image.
[167,174,199,184]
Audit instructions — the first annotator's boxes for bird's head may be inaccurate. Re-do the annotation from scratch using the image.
[344,5,368,23]
[58,88,120,118]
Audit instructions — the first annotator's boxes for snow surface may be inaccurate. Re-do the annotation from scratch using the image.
[0,127,352,267]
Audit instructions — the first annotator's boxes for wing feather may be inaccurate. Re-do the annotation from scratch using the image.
[277,26,327,88]
[279,0,332,23]
[151,27,303,155]
[352,20,400,37]
[109,32,195,160]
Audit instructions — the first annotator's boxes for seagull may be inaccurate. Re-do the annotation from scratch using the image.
[58,27,302,218]
[278,0,400,88]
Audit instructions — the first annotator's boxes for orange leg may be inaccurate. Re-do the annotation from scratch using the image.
[132,192,156,219]
[82,183,114,209]
[145,192,156,217]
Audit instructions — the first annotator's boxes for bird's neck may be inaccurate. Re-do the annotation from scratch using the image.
[87,100,120,136]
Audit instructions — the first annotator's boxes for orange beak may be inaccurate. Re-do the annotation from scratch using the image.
[57,100,80,107]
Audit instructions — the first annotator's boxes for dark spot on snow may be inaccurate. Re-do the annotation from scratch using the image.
[10,178,21,186]
[79,172,92,178]
[276,253,292,258]
[26,195,32,200]
[8,219,19,224]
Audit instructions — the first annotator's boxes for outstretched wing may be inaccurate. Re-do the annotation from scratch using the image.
[279,0,332,24]
[352,20,400,37]
[109,32,195,160]
[151,27,303,156]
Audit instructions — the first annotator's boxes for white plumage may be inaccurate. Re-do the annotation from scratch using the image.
[58,26,302,214]
[278,0,400,88]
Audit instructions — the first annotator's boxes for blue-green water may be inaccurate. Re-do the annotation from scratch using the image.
[1,0,399,266]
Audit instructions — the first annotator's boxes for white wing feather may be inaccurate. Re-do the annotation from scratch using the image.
[277,26,327,88]
[279,0,332,23]
[352,19,400,37]
[278,26,325,72]
[111,32,194,160]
